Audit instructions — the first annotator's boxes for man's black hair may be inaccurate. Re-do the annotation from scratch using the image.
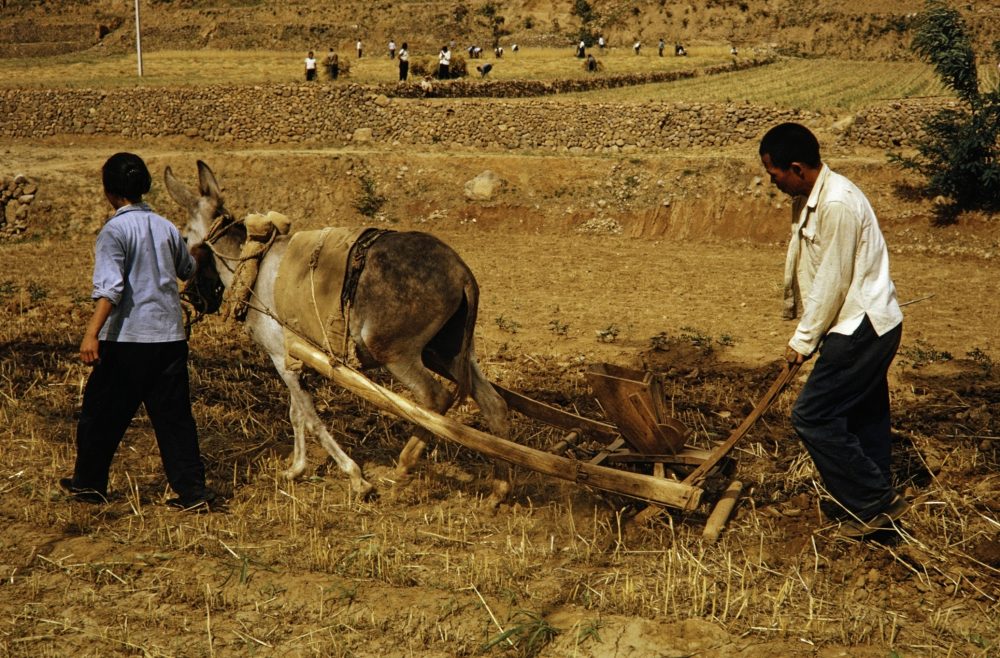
[759,122,821,170]
[102,152,151,202]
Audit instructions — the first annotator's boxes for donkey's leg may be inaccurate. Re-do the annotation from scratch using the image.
[271,359,374,497]
[382,356,454,476]
[431,348,513,507]
[469,358,509,437]
[468,358,514,507]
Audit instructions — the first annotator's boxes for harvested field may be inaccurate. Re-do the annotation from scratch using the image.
[1,140,998,657]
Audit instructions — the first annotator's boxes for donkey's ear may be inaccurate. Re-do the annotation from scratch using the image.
[164,165,199,213]
[197,160,223,201]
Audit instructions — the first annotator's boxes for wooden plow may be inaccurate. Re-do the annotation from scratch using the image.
[287,338,798,540]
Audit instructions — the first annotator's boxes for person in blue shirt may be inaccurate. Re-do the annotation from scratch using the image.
[60,152,215,511]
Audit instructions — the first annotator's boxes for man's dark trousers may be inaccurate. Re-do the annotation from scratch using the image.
[791,315,903,519]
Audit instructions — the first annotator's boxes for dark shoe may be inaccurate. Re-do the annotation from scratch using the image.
[819,498,850,522]
[166,488,217,512]
[837,495,910,539]
[59,477,107,504]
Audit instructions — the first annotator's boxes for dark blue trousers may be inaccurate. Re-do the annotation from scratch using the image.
[73,340,207,500]
[791,316,902,519]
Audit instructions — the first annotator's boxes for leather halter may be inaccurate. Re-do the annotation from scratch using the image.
[201,208,244,272]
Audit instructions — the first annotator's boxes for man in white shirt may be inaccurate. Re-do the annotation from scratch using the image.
[437,45,451,79]
[759,122,908,539]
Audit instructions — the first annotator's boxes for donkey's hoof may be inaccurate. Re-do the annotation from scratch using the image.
[484,480,512,510]
[355,479,377,501]
[393,466,415,482]
[282,468,305,481]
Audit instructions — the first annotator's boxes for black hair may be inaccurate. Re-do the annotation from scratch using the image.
[758,122,821,170]
[401,42,407,49]
[102,152,152,202]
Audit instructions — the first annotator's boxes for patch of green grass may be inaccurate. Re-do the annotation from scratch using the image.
[899,339,953,368]
[679,325,712,349]
[595,324,619,343]
[483,610,559,655]
[966,347,993,376]
[354,173,386,219]
[27,282,47,302]
[547,318,569,336]
[495,315,521,334]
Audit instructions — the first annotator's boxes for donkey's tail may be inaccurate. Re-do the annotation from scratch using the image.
[452,275,480,405]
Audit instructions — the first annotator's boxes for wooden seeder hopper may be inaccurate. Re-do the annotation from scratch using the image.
[287,338,797,541]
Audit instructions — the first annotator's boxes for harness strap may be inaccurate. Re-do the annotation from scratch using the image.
[341,228,392,311]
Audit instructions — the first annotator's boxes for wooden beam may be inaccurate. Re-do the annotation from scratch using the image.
[702,480,743,543]
[288,339,702,510]
[492,382,617,439]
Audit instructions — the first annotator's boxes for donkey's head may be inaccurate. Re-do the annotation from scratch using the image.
[164,160,235,247]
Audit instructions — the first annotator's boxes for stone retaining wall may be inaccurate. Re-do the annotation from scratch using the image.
[0,69,953,152]
[848,98,958,149]
[0,174,37,241]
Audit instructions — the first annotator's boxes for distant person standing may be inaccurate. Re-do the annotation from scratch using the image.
[598,35,606,50]
[398,42,410,81]
[576,39,586,58]
[633,40,641,55]
[512,43,519,54]
[304,51,317,81]
[731,44,739,57]
[356,39,363,58]
[658,38,665,56]
[388,39,396,59]
[437,45,451,79]
[325,48,339,80]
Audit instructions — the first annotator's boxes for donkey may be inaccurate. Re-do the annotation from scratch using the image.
[164,161,510,501]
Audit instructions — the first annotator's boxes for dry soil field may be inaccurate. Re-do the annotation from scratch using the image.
[0,128,998,657]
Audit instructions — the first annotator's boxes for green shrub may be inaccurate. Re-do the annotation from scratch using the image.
[890,0,1000,220]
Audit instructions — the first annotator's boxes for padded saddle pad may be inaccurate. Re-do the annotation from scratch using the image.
[273,226,369,357]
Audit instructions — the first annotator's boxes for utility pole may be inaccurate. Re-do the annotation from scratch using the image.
[134,0,143,77]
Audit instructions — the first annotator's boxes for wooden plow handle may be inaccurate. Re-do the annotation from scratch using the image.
[681,362,801,487]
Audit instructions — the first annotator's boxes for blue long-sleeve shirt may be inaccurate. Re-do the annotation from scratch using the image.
[92,203,195,342]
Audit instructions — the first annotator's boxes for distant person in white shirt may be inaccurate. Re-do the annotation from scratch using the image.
[437,45,451,79]
[356,39,363,58]
[388,40,396,59]
[759,122,908,540]
[304,51,317,81]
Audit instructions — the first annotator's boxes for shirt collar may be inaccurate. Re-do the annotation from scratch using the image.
[804,163,830,211]
[111,202,151,218]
